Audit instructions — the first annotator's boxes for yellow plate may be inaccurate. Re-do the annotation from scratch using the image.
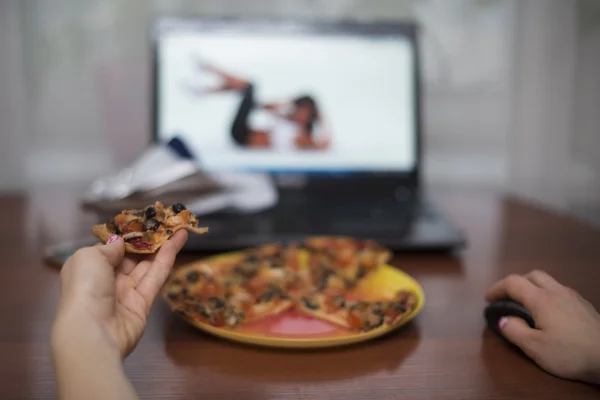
[163,256,425,349]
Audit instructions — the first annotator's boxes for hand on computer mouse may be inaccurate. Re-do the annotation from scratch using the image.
[485,270,600,384]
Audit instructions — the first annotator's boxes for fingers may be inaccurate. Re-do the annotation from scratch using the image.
[485,274,542,310]
[499,316,542,355]
[135,230,188,308]
[60,238,125,299]
[524,270,562,290]
[93,235,125,268]
[115,253,144,276]
[127,259,152,285]
[167,229,188,252]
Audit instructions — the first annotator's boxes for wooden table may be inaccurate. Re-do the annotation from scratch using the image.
[2,188,600,399]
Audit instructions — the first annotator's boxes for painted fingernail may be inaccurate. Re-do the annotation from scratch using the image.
[499,317,508,330]
[107,234,119,244]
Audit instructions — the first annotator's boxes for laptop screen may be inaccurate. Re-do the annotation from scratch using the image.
[155,21,417,174]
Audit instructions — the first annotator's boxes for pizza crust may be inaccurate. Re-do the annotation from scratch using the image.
[296,303,351,329]
[92,223,208,254]
[92,224,154,254]
[245,300,294,324]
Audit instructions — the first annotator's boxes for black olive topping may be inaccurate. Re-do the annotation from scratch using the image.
[171,203,187,214]
[166,229,173,235]
[244,254,259,263]
[301,297,320,310]
[172,278,182,285]
[142,218,161,231]
[269,256,286,268]
[277,292,290,300]
[257,285,285,303]
[257,290,274,303]
[350,301,368,311]
[390,302,407,313]
[365,314,384,330]
[186,270,199,283]
[208,297,225,309]
[355,265,368,280]
[183,294,196,302]
[316,268,334,290]
[334,296,346,308]
[225,306,245,326]
[167,292,179,300]
[181,287,189,296]
[344,278,357,289]
[316,276,330,291]
[233,264,258,279]
[106,219,121,235]
[371,302,384,315]
[196,305,212,318]
[144,206,156,219]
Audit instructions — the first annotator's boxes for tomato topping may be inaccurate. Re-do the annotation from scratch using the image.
[202,283,224,298]
[348,311,364,330]
[247,277,269,294]
[130,240,153,250]
[123,221,143,234]
[211,311,225,327]
[178,209,191,223]
[114,213,128,226]
[287,250,298,270]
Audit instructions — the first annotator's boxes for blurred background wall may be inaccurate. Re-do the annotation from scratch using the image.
[0,0,599,224]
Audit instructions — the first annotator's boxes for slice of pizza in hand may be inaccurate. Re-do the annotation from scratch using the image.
[92,201,208,254]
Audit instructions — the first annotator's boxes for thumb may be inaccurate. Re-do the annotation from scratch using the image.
[499,316,540,352]
[95,234,125,268]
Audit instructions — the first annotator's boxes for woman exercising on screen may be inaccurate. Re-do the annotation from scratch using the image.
[185,60,331,150]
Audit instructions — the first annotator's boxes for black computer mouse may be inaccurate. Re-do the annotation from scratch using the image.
[484,298,536,338]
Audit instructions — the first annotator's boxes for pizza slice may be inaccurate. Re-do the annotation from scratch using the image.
[246,297,294,325]
[295,293,352,329]
[302,236,392,287]
[165,258,295,329]
[92,201,208,254]
[346,301,387,331]
[296,290,418,332]
[382,290,418,325]
[186,288,293,329]
[165,269,247,329]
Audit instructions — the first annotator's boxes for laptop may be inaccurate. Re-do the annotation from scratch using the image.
[151,17,466,252]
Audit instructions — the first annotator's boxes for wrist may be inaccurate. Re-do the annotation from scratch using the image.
[579,336,600,385]
[586,348,600,385]
[52,311,136,400]
[52,308,120,362]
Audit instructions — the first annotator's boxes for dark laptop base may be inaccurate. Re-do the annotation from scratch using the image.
[182,187,466,253]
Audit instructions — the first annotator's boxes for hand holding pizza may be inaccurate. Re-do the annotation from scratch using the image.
[51,231,188,400]
[53,230,188,356]
[485,270,600,384]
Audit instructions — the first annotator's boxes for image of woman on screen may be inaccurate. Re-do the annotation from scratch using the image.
[184,60,331,150]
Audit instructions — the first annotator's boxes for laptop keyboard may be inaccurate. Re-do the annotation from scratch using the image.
[200,194,414,238]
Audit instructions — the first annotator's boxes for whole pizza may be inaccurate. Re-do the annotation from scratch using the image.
[163,237,418,333]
